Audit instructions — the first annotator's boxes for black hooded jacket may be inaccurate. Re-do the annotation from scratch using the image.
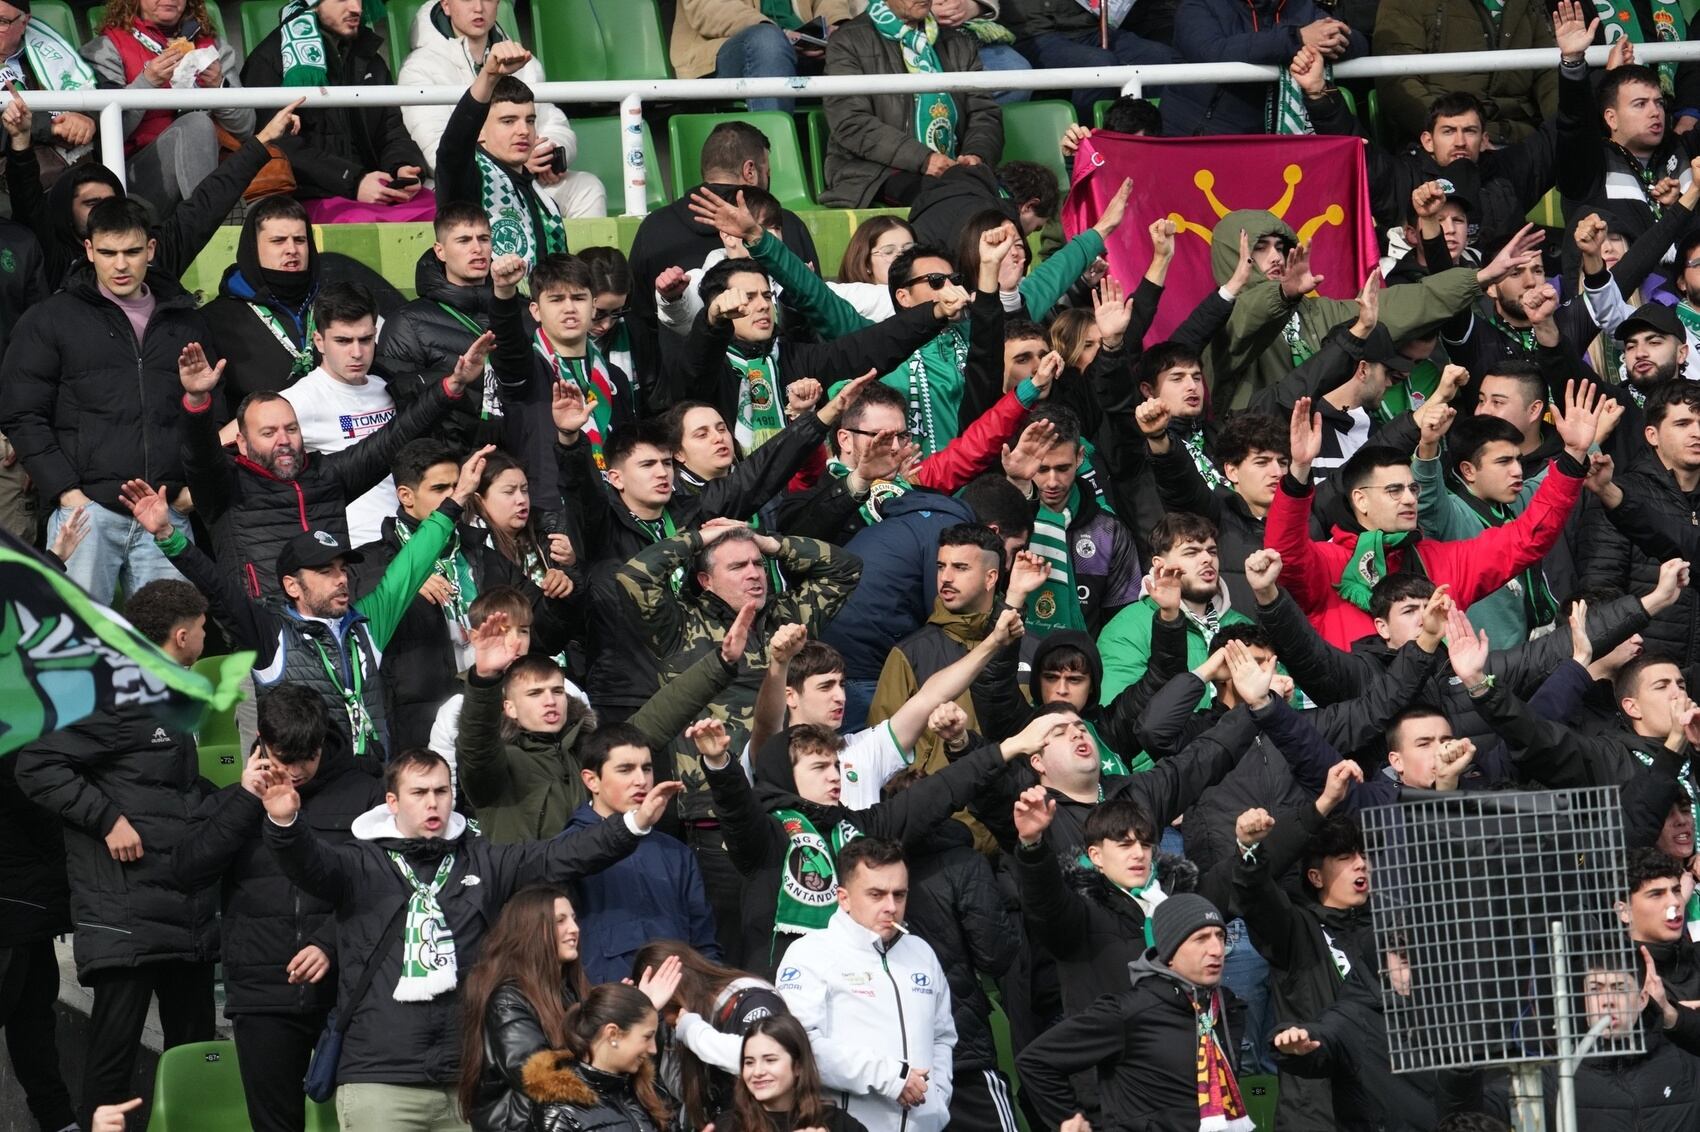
[625,186,820,389]
[201,210,322,402]
[702,730,1013,974]
[901,819,1020,1073]
[377,249,513,451]
[0,754,69,947]
[171,747,385,1015]
[13,703,219,981]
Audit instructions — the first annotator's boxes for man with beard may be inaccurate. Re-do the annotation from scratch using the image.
[176,325,495,602]
[1442,234,1612,383]
[119,448,484,767]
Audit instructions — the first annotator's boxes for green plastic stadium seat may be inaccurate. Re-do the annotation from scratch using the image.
[669,111,813,211]
[384,0,519,69]
[803,108,828,203]
[1241,1072,1279,1131]
[29,0,82,43]
[530,0,669,83]
[239,0,283,56]
[84,2,226,39]
[191,655,242,788]
[1000,100,1075,188]
[145,1041,250,1132]
[1092,98,1113,128]
[573,115,669,213]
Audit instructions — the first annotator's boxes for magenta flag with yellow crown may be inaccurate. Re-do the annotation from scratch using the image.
[1062,133,1380,346]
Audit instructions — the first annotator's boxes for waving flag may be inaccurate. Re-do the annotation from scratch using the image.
[1062,133,1380,344]
[0,529,251,756]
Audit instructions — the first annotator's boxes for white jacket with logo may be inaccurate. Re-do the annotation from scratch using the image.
[776,909,955,1132]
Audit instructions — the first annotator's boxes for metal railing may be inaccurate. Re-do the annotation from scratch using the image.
[7,41,1699,216]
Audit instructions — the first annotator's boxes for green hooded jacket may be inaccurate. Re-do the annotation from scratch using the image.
[1205,209,1484,411]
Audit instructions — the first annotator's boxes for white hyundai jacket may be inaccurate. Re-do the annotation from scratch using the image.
[777,909,955,1132]
[396,3,576,178]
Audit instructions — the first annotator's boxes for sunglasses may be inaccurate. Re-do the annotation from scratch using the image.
[900,272,963,289]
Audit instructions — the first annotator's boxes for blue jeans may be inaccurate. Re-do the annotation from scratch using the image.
[842,677,879,734]
[1222,916,1277,1074]
[47,502,191,604]
[977,43,1033,105]
[1016,29,1177,119]
[715,23,798,113]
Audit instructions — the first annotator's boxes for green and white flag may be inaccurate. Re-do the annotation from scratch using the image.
[0,530,251,757]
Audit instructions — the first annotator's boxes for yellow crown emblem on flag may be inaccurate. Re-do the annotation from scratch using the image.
[1167,164,1346,246]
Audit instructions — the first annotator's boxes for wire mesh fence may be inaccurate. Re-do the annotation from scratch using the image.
[1360,787,1643,1073]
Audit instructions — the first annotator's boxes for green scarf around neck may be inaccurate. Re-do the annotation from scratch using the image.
[728,343,786,451]
[868,0,958,158]
[479,150,567,271]
[388,851,458,1000]
[772,809,860,944]
[1026,483,1087,635]
[1335,528,1416,612]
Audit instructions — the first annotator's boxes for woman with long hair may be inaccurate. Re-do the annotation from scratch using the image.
[459,886,590,1132]
[838,216,916,288]
[520,983,681,1132]
[631,941,789,1127]
[710,1016,867,1132]
[467,451,574,601]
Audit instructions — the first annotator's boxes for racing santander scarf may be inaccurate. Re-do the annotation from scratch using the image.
[1027,483,1086,635]
[899,328,971,456]
[1079,852,1166,944]
[396,519,478,656]
[1266,63,1324,136]
[728,344,786,450]
[868,0,957,158]
[1085,720,1154,777]
[20,20,98,162]
[1335,529,1415,612]
[826,459,914,525]
[252,303,317,380]
[534,329,615,469]
[279,0,330,87]
[772,809,860,940]
[1181,427,1231,491]
[1195,988,1256,1131]
[388,851,458,1000]
[478,150,567,271]
[1281,310,1314,366]
[1676,300,1700,351]
[1589,0,1687,92]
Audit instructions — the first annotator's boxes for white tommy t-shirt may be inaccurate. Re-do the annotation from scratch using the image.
[740,721,912,810]
[281,368,400,544]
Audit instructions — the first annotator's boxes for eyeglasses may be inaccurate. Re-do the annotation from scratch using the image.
[899,271,963,290]
[591,306,628,324]
[1373,482,1422,499]
[871,242,916,259]
[842,426,914,442]
[0,10,26,26]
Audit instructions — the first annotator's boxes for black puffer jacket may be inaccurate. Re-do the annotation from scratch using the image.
[180,374,463,600]
[0,754,68,946]
[475,981,581,1132]
[240,22,424,200]
[1255,587,1650,754]
[522,1054,682,1132]
[13,705,218,981]
[265,805,641,1085]
[1581,465,1700,675]
[171,747,384,1015]
[704,735,1014,975]
[378,250,514,452]
[200,204,323,402]
[354,512,570,752]
[902,820,1020,1073]
[0,271,209,512]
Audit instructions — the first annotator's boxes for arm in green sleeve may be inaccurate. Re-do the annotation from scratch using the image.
[749,230,870,339]
[355,507,457,649]
[1378,267,1483,339]
[628,647,739,751]
[1017,229,1106,320]
[1222,278,1300,376]
[1412,455,1479,542]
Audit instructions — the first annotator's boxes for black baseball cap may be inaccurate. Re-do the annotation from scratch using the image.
[1332,319,1417,376]
[1430,175,1478,217]
[276,529,363,579]
[1614,302,1683,343]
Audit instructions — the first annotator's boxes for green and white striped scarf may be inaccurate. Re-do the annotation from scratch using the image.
[1026,483,1086,635]
[1266,65,1321,136]
[20,19,98,162]
[868,0,957,158]
[728,344,786,451]
[388,851,458,1001]
[279,0,330,87]
[480,150,567,272]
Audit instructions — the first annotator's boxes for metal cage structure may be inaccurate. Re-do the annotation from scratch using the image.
[1361,788,1643,1131]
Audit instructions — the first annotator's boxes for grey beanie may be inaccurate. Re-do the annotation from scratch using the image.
[1152,893,1225,964]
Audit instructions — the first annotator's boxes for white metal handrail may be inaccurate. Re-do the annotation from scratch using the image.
[5,41,1695,215]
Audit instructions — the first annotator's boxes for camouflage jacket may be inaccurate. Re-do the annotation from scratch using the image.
[616,533,863,819]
